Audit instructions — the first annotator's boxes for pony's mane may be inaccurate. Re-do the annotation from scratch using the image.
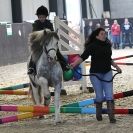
[28,29,59,53]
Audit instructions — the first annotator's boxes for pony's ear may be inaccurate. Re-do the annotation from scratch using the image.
[55,28,58,33]
[43,28,51,35]
[43,29,47,36]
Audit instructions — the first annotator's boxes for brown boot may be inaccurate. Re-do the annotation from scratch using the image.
[96,102,103,121]
[107,100,116,123]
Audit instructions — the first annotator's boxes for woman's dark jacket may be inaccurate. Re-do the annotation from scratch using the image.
[80,39,112,73]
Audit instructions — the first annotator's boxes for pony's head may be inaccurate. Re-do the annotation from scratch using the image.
[42,29,59,62]
[29,29,59,62]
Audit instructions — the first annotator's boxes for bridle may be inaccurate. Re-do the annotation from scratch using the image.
[45,48,57,55]
[43,38,59,62]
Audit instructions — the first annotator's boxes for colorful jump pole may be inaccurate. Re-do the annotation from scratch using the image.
[103,108,133,114]
[86,62,133,66]
[1,105,133,115]
[1,108,133,124]
[113,55,133,61]
[0,112,44,124]
[0,105,51,113]
[115,62,133,65]
[85,55,133,65]
[0,84,54,96]
[0,83,30,90]
[0,90,29,95]
[0,105,96,114]
[63,90,133,107]
[0,106,95,124]
[113,90,133,99]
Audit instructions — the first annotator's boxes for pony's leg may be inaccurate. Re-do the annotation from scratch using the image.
[29,84,36,104]
[37,77,50,105]
[61,77,67,95]
[30,82,40,105]
[54,82,62,124]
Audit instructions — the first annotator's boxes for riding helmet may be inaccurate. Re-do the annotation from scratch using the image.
[36,5,48,16]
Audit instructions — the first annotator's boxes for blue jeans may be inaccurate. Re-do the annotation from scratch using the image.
[112,35,120,44]
[90,70,113,102]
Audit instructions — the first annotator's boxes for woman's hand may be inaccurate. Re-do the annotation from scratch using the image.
[70,57,83,69]
[115,66,122,73]
[70,62,76,68]
[111,60,122,73]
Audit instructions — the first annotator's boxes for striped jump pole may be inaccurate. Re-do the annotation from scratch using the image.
[115,62,133,66]
[113,90,133,99]
[63,90,133,107]
[0,90,54,96]
[113,55,133,61]
[0,83,30,90]
[1,108,133,124]
[103,108,133,114]
[0,84,54,96]
[0,90,29,95]
[0,112,45,124]
[0,105,51,113]
[85,62,133,66]
[85,55,133,65]
[1,105,133,115]
[0,105,96,114]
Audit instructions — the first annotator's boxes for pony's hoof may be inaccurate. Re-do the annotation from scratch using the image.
[54,119,62,125]
[39,115,44,120]
[61,89,67,95]
[54,121,62,125]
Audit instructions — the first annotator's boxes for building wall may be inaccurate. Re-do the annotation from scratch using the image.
[86,0,103,19]
[1,0,133,22]
[65,0,81,25]
[0,23,32,66]
[0,0,12,22]
[0,0,49,23]
[110,0,133,18]
[21,0,49,22]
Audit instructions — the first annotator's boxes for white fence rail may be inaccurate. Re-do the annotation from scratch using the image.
[54,17,87,91]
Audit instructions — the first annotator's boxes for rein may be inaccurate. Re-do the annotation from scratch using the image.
[61,60,121,82]
[73,68,121,82]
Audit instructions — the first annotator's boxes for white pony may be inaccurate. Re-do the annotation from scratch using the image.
[28,29,63,124]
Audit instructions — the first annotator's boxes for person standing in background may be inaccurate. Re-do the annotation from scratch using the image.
[95,23,101,29]
[84,21,95,41]
[103,19,111,40]
[121,18,132,49]
[111,20,121,49]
